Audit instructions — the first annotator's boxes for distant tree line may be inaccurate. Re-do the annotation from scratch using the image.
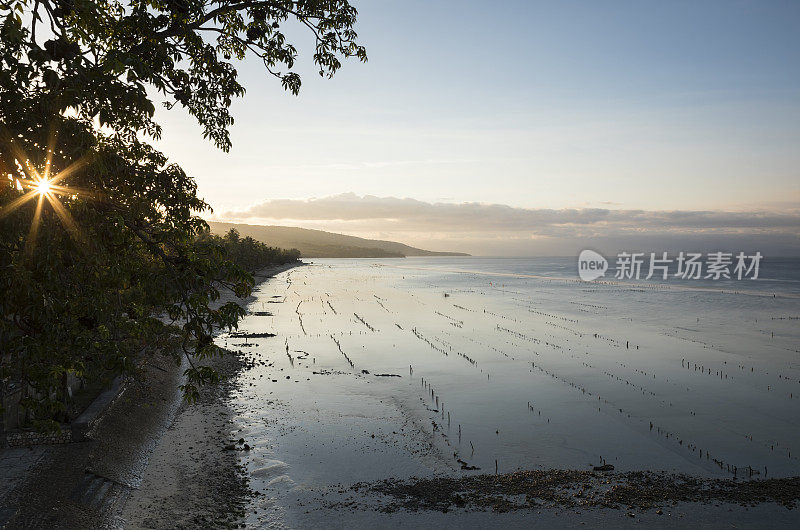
[198,228,301,272]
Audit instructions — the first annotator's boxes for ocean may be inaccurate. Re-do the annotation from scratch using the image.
[218,256,800,526]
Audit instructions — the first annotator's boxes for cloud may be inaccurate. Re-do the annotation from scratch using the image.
[220,193,800,236]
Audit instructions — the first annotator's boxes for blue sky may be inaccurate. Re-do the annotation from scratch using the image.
[153,1,800,253]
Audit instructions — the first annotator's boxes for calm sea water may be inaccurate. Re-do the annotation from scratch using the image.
[220,256,800,526]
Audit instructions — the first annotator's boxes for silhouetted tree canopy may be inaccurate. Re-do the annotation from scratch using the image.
[200,228,301,272]
[2,0,365,149]
[0,0,363,429]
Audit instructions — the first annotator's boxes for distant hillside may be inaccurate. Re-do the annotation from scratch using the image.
[207,222,469,258]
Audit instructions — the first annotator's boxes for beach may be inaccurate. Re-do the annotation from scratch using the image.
[0,263,299,529]
[4,257,799,528]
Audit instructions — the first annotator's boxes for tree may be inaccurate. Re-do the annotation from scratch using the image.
[0,0,364,429]
[2,0,365,150]
[197,227,301,272]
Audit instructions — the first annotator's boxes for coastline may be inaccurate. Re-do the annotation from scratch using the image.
[120,260,304,529]
[4,258,800,528]
[0,261,303,529]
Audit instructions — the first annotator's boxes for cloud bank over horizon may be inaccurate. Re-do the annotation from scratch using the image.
[216,193,800,256]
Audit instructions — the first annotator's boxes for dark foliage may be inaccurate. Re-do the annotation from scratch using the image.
[0,0,363,428]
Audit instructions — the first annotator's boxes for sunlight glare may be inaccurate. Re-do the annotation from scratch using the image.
[1,126,94,252]
[34,178,53,195]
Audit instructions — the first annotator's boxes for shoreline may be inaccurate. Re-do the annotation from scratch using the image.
[4,258,800,527]
[119,260,305,528]
[119,261,305,528]
[0,261,303,529]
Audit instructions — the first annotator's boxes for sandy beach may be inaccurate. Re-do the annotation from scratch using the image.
[0,263,300,529]
[120,263,304,528]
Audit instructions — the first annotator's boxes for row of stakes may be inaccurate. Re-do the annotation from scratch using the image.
[408,314,772,476]
[412,327,481,368]
[419,373,483,471]
[528,358,795,476]
[412,316,796,479]
[681,358,799,398]
[285,283,795,477]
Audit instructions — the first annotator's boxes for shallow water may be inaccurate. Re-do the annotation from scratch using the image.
[218,257,800,526]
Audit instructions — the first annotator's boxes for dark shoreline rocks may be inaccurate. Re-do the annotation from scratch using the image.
[351,469,800,514]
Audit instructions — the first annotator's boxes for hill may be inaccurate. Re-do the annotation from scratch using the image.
[207,222,469,258]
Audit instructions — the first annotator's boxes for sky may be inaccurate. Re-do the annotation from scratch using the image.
[153,0,800,255]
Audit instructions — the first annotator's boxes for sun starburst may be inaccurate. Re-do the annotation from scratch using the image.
[33,177,53,195]
[1,127,95,253]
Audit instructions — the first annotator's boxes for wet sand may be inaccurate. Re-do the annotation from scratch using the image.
[119,349,250,529]
[120,262,302,529]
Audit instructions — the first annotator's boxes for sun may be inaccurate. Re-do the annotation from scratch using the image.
[34,178,53,195]
[1,132,95,253]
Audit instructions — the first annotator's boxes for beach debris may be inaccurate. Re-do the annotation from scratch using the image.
[229,332,276,338]
[457,459,480,470]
